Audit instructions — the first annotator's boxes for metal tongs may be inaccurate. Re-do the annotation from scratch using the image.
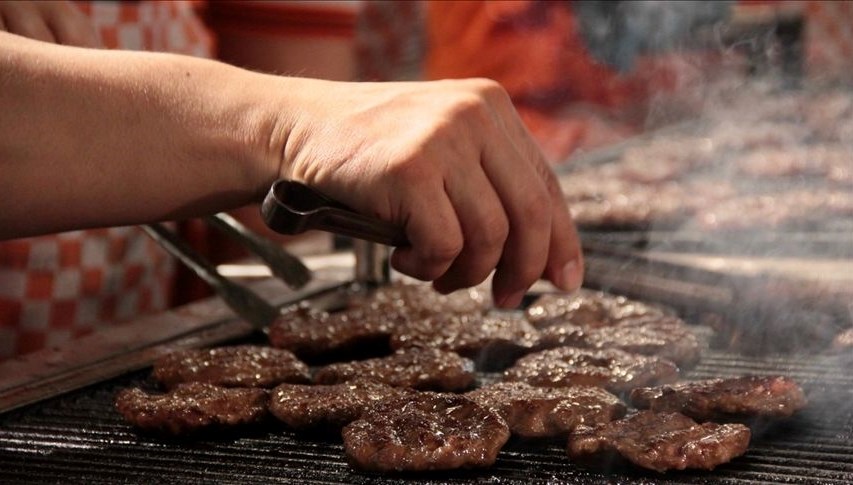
[203,212,311,289]
[261,180,408,246]
[142,222,282,329]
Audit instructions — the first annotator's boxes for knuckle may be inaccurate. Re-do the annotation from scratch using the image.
[468,78,506,96]
[520,191,552,228]
[390,254,438,282]
[413,266,444,282]
[408,262,447,282]
[512,261,544,289]
[454,266,491,288]
[422,237,463,267]
[387,155,431,186]
[448,93,490,124]
[436,84,493,123]
[469,78,512,105]
[394,265,432,282]
[471,214,509,252]
[537,163,565,199]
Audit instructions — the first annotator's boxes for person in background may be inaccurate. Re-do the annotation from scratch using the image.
[0,1,583,359]
[425,1,732,163]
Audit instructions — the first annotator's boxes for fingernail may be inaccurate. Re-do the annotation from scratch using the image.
[498,289,526,309]
[561,260,583,291]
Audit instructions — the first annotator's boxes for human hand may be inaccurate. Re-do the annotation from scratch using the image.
[276,78,584,308]
[0,0,98,47]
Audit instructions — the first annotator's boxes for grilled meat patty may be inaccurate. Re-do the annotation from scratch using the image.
[568,182,691,229]
[465,382,626,438]
[587,316,701,368]
[629,376,807,420]
[567,411,751,472]
[537,316,702,368]
[269,379,413,429]
[314,348,475,392]
[525,291,670,329]
[115,383,268,435]
[268,303,402,361]
[503,347,678,393]
[695,189,853,231]
[390,312,539,369]
[342,392,509,472]
[268,283,490,361]
[735,145,850,180]
[152,345,310,389]
[354,281,491,317]
[832,327,853,351]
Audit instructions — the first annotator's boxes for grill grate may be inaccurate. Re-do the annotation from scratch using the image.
[2,345,852,484]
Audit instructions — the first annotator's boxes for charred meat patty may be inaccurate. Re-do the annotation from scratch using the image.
[390,312,539,369]
[152,345,310,389]
[503,347,678,394]
[629,376,807,420]
[115,383,267,435]
[465,382,626,438]
[268,284,489,361]
[269,379,414,430]
[567,411,751,472]
[525,291,671,329]
[342,392,509,472]
[537,316,702,368]
[268,303,401,360]
[314,348,475,392]
[354,281,491,317]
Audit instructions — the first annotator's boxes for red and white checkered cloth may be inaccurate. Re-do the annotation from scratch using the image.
[0,228,175,357]
[78,0,214,56]
[0,1,213,360]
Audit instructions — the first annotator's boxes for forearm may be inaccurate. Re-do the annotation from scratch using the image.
[0,32,584,302]
[0,32,282,239]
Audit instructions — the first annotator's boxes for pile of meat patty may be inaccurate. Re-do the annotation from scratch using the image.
[115,283,807,474]
[562,87,853,232]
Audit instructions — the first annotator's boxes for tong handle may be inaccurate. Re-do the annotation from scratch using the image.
[261,180,408,247]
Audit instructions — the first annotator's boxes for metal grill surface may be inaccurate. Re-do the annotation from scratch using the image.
[1,345,852,484]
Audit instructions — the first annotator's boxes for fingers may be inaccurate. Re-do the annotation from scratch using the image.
[489,86,584,293]
[391,78,581,305]
[482,136,553,308]
[467,79,581,306]
[537,157,584,292]
[390,174,464,283]
[0,1,99,47]
[1,2,56,43]
[44,1,100,48]
[285,77,580,303]
[432,162,509,294]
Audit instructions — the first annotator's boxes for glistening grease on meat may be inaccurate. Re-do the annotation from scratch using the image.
[390,312,540,369]
[342,393,510,472]
[567,411,751,472]
[466,382,626,438]
[314,348,475,391]
[115,383,268,435]
[269,379,414,429]
[503,347,679,394]
[152,345,310,389]
[629,376,807,420]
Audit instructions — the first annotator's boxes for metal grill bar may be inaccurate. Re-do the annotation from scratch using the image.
[2,344,852,485]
